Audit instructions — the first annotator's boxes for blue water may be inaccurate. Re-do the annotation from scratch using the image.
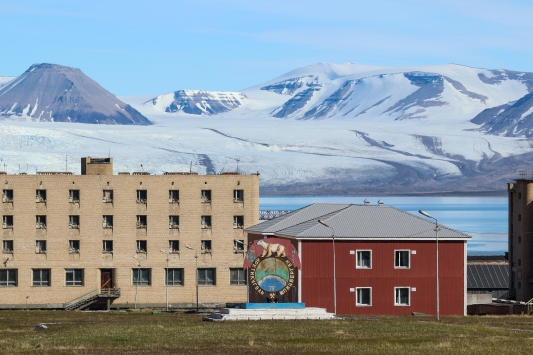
[260,196,508,255]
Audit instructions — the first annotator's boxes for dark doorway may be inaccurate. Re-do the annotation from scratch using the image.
[100,269,113,290]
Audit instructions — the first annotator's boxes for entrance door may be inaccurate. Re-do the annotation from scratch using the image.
[101,269,113,291]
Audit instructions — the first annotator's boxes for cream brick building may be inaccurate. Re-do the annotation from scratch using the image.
[0,157,259,309]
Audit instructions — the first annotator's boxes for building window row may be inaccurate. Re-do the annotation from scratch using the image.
[1,214,245,230]
[355,250,412,269]
[2,215,244,229]
[0,268,247,287]
[355,287,411,306]
[2,189,244,205]
[3,239,243,255]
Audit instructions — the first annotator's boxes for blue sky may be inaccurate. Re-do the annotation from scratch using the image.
[1,0,533,95]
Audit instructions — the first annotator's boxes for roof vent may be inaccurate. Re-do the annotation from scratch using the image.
[364,198,370,206]
[378,199,384,206]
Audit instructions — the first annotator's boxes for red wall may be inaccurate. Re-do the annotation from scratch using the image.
[300,240,465,316]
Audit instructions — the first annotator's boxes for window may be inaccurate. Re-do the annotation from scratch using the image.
[136,190,147,203]
[69,215,80,229]
[356,287,372,306]
[166,268,183,286]
[2,215,13,229]
[395,287,410,306]
[395,250,410,268]
[36,215,46,229]
[234,239,244,253]
[169,216,179,229]
[103,240,113,253]
[35,240,46,254]
[69,189,80,203]
[518,214,522,221]
[169,190,179,203]
[230,268,247,285]
[65,269,83,286]
[518,282,522,289]
[133,268,151,286]
[233,216,244,229]
[136,215,147,229]
[518,259,522,266]
[0,269,17,287]
[36,189,46,203]
[519,236,522,244]
[201,190,211,203]
[201,240,212,253]
[234,189,243,203]
[102,189,113,203]
[136,240,147,253]
[33,269,50,286]
[169,240,179,254]
[103,215,113,229]
[356,250,372,269]
[2,189,13,203]
[201,216,211,229]
[519,192,522,199]
[69,240,80,253]
[198,268,215,286]
[2,240,13,253]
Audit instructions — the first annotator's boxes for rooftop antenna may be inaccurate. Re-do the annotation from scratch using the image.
[190,162,192,173]
[66,155,68,172]
[231,158,240,173]
[140,164,144,172]
[108,149,110,158]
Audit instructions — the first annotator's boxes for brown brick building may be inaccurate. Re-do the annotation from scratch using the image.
[508,180,533,302]
[0,157,259,309]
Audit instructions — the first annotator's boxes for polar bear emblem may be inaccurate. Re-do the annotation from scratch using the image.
[257,240,286,258]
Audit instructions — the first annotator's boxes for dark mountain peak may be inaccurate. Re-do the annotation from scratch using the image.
[0,63,151,125]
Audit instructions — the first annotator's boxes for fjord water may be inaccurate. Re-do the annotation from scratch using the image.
[260,196,507,255]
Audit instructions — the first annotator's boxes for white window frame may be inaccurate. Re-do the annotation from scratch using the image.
[394,287,411,306]
[356,250,372,269]
[356,287,372,306]
[394,249,410,269]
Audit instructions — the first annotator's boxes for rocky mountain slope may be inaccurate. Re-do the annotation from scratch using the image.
[471,91,533,137]
[0,76,14,88]
[0,64,151,125]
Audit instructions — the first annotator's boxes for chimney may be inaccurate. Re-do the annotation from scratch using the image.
[81,157,113,175]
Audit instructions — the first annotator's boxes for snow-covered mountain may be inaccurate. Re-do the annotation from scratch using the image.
[0,76,15,88]
[145,90,247,115]
[0,64,151,125]
[1,62,533,197]
[472,91,533,137]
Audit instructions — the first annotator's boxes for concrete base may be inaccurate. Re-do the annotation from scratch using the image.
[204,307,336,321]
[241,302,306,309]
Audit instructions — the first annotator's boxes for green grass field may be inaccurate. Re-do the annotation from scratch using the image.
[0,311,532,354]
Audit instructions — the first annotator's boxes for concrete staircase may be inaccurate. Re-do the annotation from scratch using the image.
[64,288,121,310]
[203,307,337,321]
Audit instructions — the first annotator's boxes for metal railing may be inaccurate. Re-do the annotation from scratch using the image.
[527,297,533,315]
[259,210,293,220]
[64,288,120,310]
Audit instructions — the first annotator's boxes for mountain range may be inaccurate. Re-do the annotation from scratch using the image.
[1,62,533,195]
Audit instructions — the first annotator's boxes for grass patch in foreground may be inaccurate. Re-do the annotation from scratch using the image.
[0,311,532,354]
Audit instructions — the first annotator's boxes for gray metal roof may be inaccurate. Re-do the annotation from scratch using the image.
[467,264,509,289]
[246,203,471,240]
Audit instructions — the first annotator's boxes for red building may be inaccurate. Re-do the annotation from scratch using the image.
[246,203,471,316]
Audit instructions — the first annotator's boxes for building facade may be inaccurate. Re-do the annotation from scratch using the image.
[246,203,470,316]
[0,157,259,309]
[508,180,533,302]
